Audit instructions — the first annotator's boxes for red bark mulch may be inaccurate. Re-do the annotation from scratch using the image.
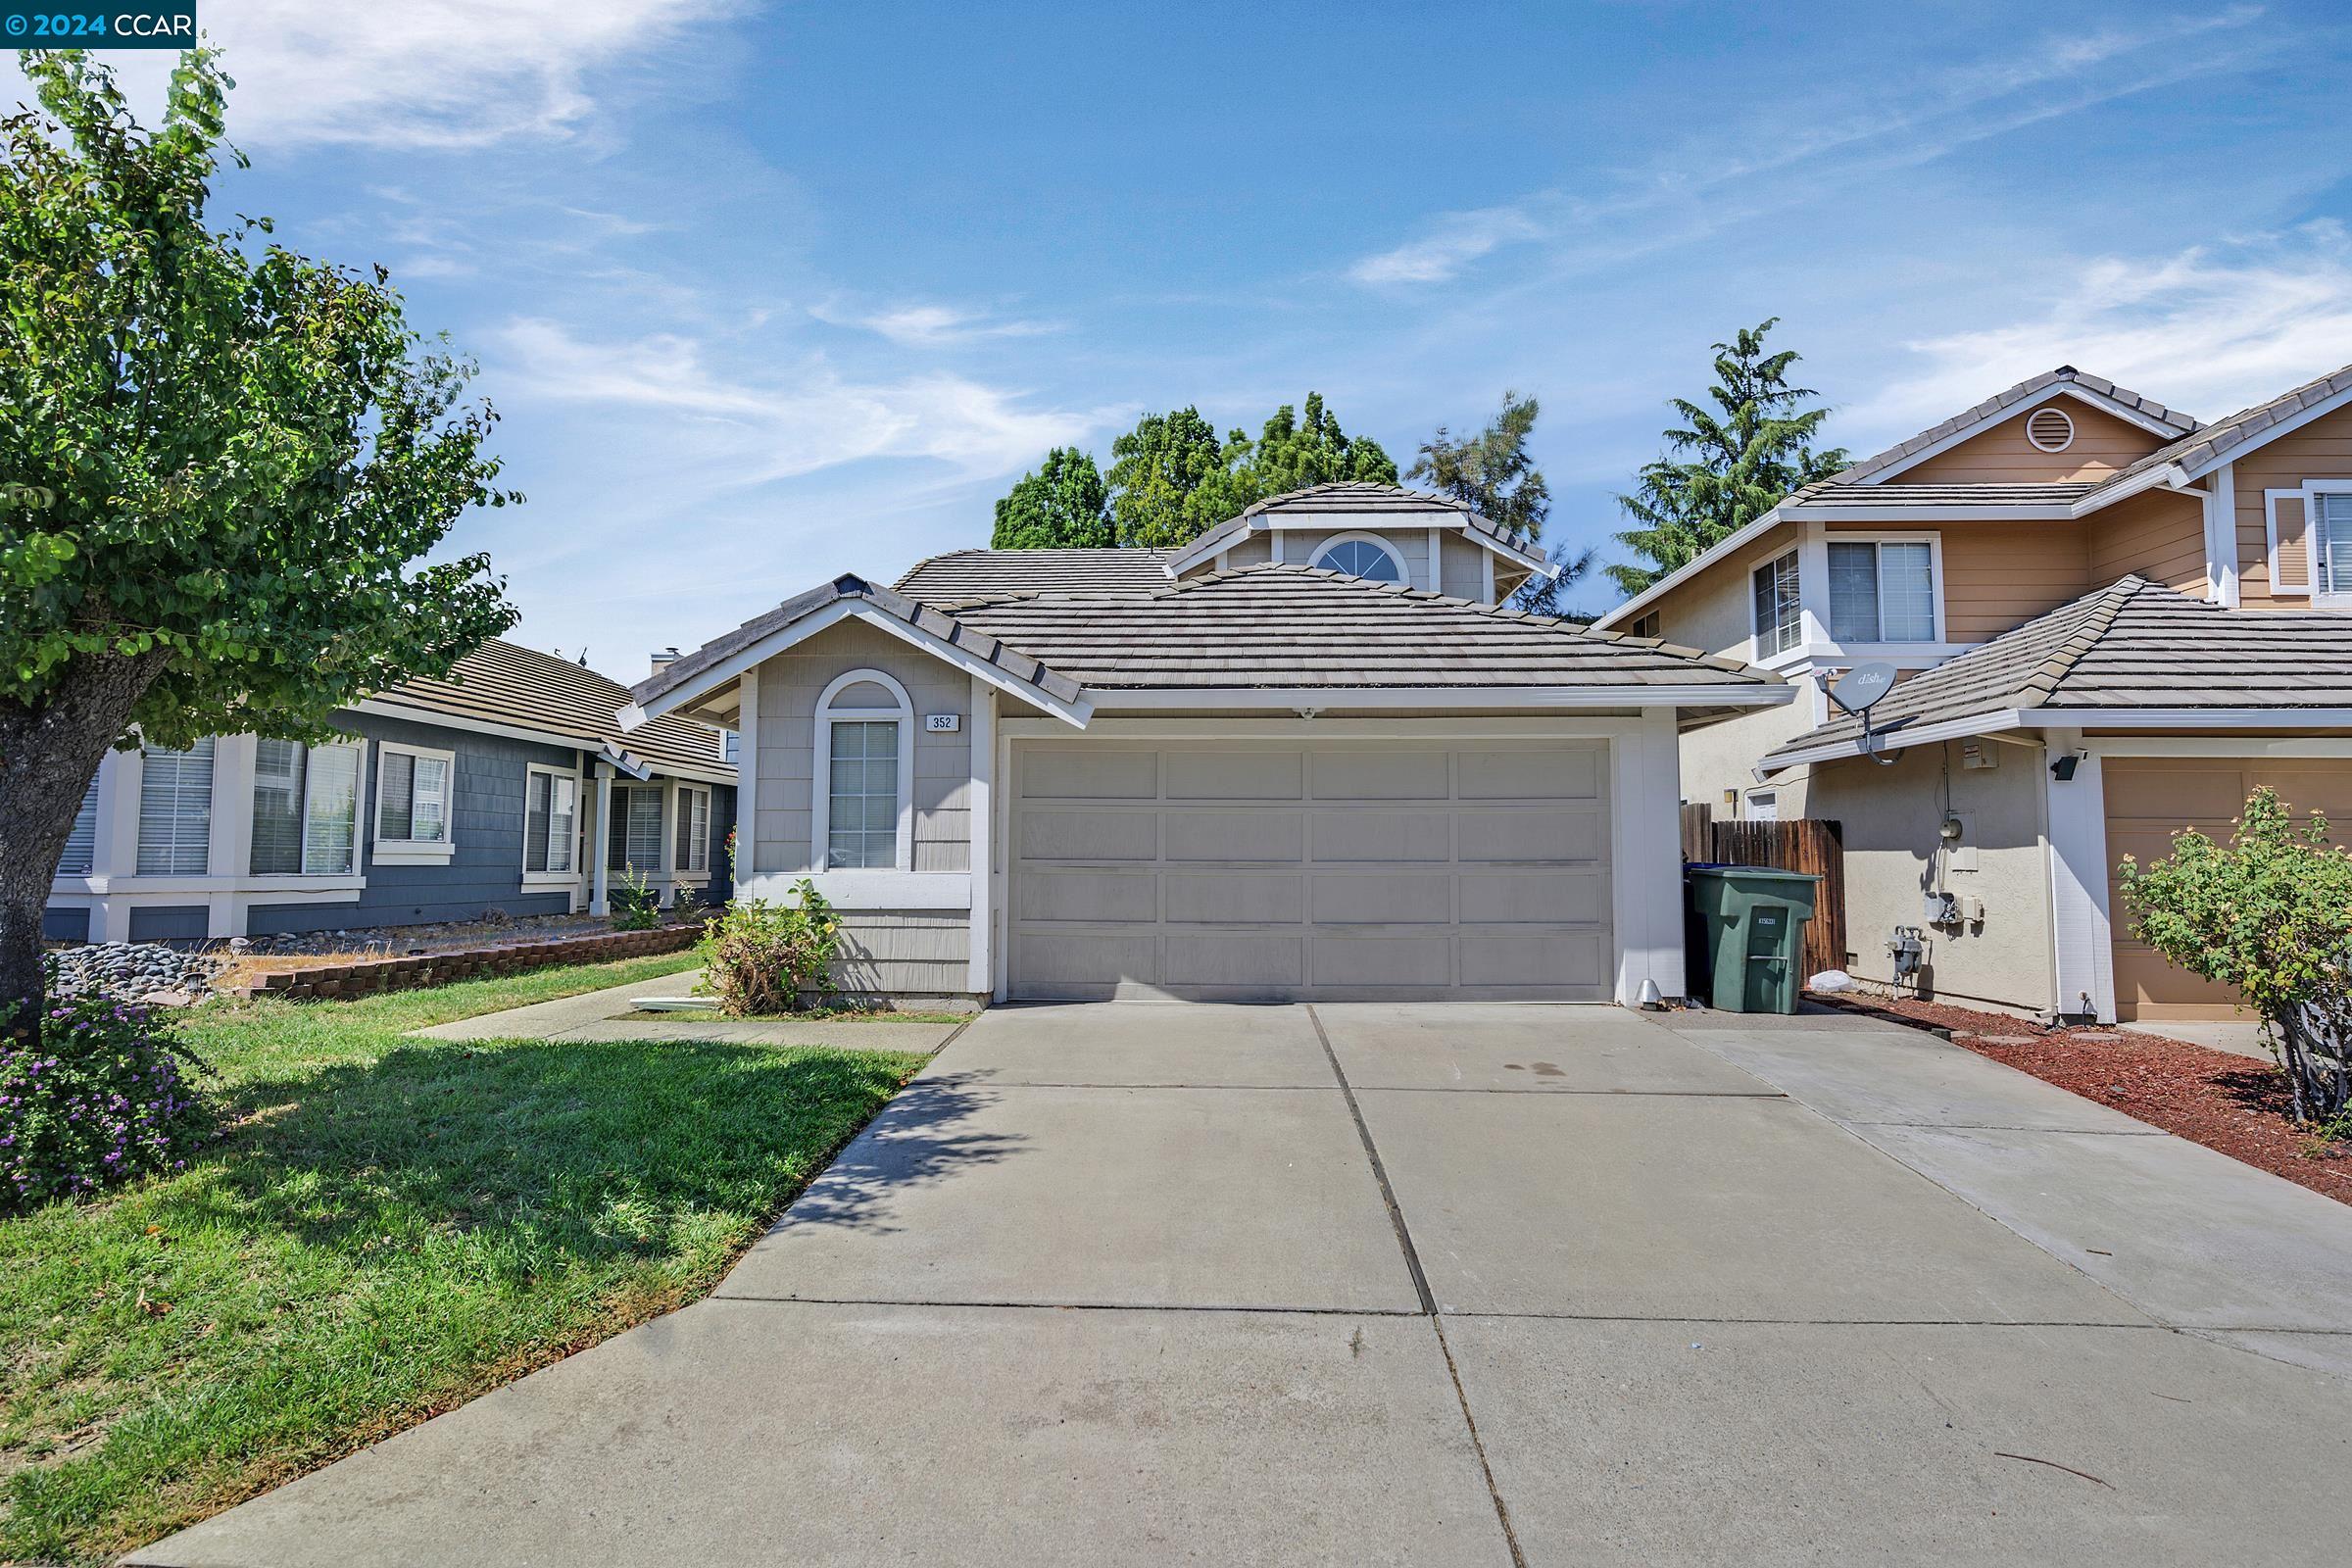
[1815,993,2352,1207]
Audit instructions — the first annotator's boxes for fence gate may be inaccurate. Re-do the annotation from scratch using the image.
[1681,808,1847,982]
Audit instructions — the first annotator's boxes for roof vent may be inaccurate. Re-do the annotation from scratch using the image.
[2026,406,2076,453]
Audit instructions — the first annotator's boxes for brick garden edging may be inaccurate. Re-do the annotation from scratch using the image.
[237,923,702,1001]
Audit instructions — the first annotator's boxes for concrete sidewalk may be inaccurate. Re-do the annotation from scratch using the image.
[135,1002,2352,1567]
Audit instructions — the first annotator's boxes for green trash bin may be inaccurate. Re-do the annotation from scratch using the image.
[1687,864,1823,1013]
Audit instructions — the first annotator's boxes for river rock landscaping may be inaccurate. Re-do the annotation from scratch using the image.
[43,944,227,1005]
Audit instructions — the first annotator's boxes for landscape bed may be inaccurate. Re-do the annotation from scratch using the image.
[1818,994,2352,1205]
[0,953,929,1565]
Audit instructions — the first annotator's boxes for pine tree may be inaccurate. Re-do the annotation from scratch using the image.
[1409,391,1594,614]
[1608,319,1846,597]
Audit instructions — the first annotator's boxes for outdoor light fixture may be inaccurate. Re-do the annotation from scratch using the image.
[2050,755,2081,781]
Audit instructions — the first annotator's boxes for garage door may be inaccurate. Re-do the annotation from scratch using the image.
[1007,739,1612,1002]
[2105,758,2352,1020]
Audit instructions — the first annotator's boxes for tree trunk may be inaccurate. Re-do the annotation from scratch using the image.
[0,654,161,1036]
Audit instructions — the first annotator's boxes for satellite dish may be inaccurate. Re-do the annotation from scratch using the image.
[1831,662,1897,715]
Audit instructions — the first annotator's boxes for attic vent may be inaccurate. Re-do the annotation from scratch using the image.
[2026,406,2076,453]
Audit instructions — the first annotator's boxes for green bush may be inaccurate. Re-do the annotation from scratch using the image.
[3,993,212,1214]
[611,863,661,931]
[2119,786,2352,1122]
[697,878,842,1016]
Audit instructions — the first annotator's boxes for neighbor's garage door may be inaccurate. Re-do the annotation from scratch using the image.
[1007,739,1612,1002]
[2105,757,2352,1020]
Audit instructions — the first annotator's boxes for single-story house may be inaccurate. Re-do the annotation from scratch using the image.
[46,639,736,944]
[1591,356,2352,1024]
[621,481,1790,1007]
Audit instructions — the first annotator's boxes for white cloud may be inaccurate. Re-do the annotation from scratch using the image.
[1847,226,2352,436]
[1347,5,2273,287]
[489,317,1097,483]
[810,300,1060,346]
[2,0,734,149]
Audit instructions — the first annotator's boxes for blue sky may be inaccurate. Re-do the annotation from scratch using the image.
[14,1,2352,681]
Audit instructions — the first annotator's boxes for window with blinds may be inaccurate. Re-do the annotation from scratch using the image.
[2318,494,2352,597]
[137,739,215,875]
[1827,540,1936,643]
[1750,551,1801,658]
[376,747,452,843]
[608,786,663,870]
[251,740,361,875]
[525,769,577,875]
[56,776,100,878]
[675,786,711,873]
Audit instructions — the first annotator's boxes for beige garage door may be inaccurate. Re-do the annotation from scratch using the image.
[1007,739,1613,1002]
[2105,758,2352,1020]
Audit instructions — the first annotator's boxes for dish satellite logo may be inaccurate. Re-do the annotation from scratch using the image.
[3,4,196,45]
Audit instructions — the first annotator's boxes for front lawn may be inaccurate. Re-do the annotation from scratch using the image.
[0,954,927,1564]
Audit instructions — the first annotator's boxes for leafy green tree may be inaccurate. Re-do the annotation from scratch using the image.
[0,52,517,1021]
[2119,788,2352,1124]
[990,446,1111,549]
[1240,392,1397,499]
[1607,318,1846,597]
[1408,389,1593,614]
[1104,408,1249,549]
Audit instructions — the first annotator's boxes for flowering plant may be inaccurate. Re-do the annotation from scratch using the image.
[1,993,213,1214]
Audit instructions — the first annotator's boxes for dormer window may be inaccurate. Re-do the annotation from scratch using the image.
[1313,535,1405,584]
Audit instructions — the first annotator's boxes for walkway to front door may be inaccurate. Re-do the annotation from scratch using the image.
[138,1004,2352,1566]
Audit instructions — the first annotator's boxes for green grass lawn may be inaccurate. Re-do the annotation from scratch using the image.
[0,954,929,1564]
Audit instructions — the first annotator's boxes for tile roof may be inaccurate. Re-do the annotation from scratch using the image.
[1830,367,2202,486]
[1783,480,2099,511]
[373,639,733,777]
[627,573,1091,718]
[1180,481,1548,567]
[2095,359,2352,490]
[1756,577,2352,771]
[946,564,1771,694]
[894,548,1175,605]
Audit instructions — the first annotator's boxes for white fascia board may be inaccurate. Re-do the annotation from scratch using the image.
[1097,684,1792,711]
[624,598,1094,732]
[1591,508,1788,630]
[1753,708,2028,777]
[1862,386,2193,486]
[1784,503,2077,522]
[2070,464,2191,514]
[2018,706,2352,729]
[350,698,735,785]
[738,870,971,911]
[2177,383,2352,481]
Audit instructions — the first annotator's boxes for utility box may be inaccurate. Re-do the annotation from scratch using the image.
[1687,865,1824,1014]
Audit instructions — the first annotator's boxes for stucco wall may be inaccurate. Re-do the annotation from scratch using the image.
[1640,526,1787,658]
[1804,739,2051,1011]
[1681,700,1820,818]
[751,618,973,877]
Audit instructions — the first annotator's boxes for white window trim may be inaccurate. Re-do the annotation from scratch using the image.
[2281,479,2352,604]
[521,762,583,885]
[1748,546,1803,663]
[674,782,714,877]
[812,667,914,874]
[250,738,367,878]
[1308,529,1411,588]
[372,741,458,862]
[607,781,667,874]
[1824,532,1945,646]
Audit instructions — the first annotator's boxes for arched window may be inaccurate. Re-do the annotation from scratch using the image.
[1312,534,1406,583]
[813,669,913,871]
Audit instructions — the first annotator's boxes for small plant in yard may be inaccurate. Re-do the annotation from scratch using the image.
[698,876,843,1016]
[611,864,661,931]
[1,994,211,1214]
[2120,787,2352,1123]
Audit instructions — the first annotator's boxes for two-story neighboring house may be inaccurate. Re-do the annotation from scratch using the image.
[1593,361,2352,1025]
[624,481,1788,1008]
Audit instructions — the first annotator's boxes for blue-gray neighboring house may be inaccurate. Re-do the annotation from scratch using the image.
[45,640,736,945]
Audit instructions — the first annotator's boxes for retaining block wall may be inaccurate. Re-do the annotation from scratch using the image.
[241,924,701,1001]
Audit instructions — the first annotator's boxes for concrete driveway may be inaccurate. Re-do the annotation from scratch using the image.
[135,1004,2352,1566]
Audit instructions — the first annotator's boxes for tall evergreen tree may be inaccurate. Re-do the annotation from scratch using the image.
[1409,391,1595,615]
[1240,392,1396,499]
[1607,319,1846,597]
[990,447,1112,549]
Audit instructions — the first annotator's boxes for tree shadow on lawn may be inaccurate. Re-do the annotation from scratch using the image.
[148,1036,961,1279]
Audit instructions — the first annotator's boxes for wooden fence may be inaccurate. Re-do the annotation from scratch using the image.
[1680,807,1848,981]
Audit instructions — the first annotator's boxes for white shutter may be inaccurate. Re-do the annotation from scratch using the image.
[137,739,216,875]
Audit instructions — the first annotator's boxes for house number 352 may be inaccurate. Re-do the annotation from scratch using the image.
[924,713,961,733]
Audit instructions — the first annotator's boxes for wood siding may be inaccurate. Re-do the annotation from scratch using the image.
[2085,487,2206,593]
[1828,519,2096,642]
[833,910,971,998]
[1896,400,2169,483]
[2233,404,2352,606]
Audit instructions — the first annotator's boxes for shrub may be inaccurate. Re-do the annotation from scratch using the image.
[2,994,212,1214]
[2120,786,2352,1123]
[611,864,661,932]
[698,878,842,1016]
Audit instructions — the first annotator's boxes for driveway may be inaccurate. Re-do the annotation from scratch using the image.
[135,1004,2352,1566]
